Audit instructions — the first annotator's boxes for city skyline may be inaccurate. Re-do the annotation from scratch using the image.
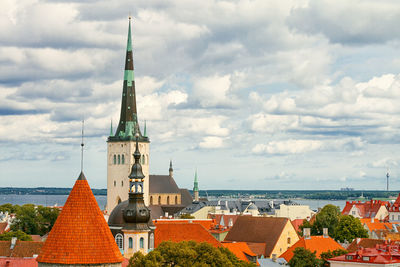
[2,1,400,190]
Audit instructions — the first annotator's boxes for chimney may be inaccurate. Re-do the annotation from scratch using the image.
[165,212,168,218]
[272,254,277,262]
[10,237,17,249]
[303,228,311,239]
[323,228,328,238]
[371,217,374,223]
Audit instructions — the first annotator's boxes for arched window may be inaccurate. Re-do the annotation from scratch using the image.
[175,196,178,204]
[167,196,170,205]
[122,154,125,164]
[150,196,153,205]
[129,237,133,249]
[117,197,121,204]
[141,155,145,165]
[149,233,154,250]
[121,180,124,187]
[115,234,123,250]
[140,237,144,249]
[158,196,161,205]
[114,180,116,187]
[113,155,116,164]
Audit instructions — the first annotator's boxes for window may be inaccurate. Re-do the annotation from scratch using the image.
[122,155,125,164]
[398,215,400,221]
[121,180,124,187]
[113,155,116,164]
[115,234,123,250]
[352,211,356,215]
[346,255,353,260]
[167,196,170,205]
[149,233,154,250]
[175,196,178,204]
[117,197,121,204]
[150,196,153,205]
[140,237,144,249]
[362,256,370,261]
[129,237,133,249]
[158,196,161,205]
[118,155,121,164]
[287,237,291,244]
[141,155,145,165]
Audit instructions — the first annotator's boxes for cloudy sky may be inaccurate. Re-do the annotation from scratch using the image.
[2,0,400,190]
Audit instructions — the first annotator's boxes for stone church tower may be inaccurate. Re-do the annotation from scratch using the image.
[107,18,150,213]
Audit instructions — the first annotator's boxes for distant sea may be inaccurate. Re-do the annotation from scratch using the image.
[0,195,346,211]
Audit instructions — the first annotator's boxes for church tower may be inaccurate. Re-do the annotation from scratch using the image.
[193,170,199,202]
[107,17,150,213]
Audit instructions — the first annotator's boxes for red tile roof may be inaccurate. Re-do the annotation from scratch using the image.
[36,173,123,265]
[291,219,304,233]
[0,258,38,267]
[155,222,221,248]
[330,243,400,264]
[342,200,388,218]
[0,241,43,257]
[347,238,387,252]
[360,218,393,232]
[155,219,215,230]
[208,214,242,228]
[280,236,344,262]
[388,193,400,212]
[0,222,9,234]
[222,242,257,264]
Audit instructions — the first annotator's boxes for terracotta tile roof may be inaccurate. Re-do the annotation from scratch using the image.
[0,241,43,257]
[0,222,9,234]
[342,200,388,218]
[36,172,123,264]
[155,219,215,230]
[291,219,304,233]
[29,235,42,242]
[280,236,344,262]
[222,242,257,263]
[360,219,393,231]
[0,258,38,267]
[154,222,221,248]
[330,243,400,264]
[208,214,241,228]
[246,242,266,256]
[347,238,386,252]
[224,216,291,257]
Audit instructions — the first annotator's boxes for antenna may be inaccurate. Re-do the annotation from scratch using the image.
[387,168,390,192]
[81,120,84,172]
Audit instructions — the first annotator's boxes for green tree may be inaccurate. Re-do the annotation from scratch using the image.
[333,215,368,243]
[0,230,32,241]
[11,204,60,235]
[129,241,255,267]
[312,205,341,236]
[289,247,322,267]
[0,203,20,214]
[298,219,313,236]
[320,249,348,266]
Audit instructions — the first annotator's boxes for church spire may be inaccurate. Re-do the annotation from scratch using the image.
[193,169,199,202]
[110,17,148,142]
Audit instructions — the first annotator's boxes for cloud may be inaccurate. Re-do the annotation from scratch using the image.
[198,136,225,149]
[288,0,400,45]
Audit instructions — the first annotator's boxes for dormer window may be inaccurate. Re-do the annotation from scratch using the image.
[362,256,370,261]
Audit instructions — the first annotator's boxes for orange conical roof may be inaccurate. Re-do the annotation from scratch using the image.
[37,172,123,264]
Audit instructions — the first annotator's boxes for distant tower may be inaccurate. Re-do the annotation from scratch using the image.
[107,17,150,212]
[169,160,173,177]
[193,170,199,202]
[108,134,154,258]
[387,170,390,191]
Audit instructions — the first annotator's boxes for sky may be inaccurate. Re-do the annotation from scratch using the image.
[2,0,400,190]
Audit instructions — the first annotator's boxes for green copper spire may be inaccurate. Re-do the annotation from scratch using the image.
[193,169,199,192]
[127,17,133,52]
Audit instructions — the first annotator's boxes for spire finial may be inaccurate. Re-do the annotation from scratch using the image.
[80,119,84,172]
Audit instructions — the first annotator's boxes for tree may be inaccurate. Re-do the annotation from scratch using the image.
[333,215,368,243]
[0,230,32,241]
[320,249,348,266]
[312,204,341,236]
[288,247,322,267]
[11,204,60,235]
[298,219,313,236]
[0,203,20,214]
[128,241,255,267]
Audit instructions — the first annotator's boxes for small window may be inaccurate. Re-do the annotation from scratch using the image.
[141,155,145,165]
[158,196,161,205]
[118,155,121,164]
[346,255,353,260]
[121,180,124,187]
[352,211,356,215]
[129,237,133,248]
[150,196,153,205]
[287,237,291,244]
[122,154,125,164]
[362,256,370,261]
[115,234,123,250]
[114,181,116,187]
[149,233,154,249]
[175,196,178,204]
[167,196,170,205]
[140,237,144,249]
[113,155,116,164]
